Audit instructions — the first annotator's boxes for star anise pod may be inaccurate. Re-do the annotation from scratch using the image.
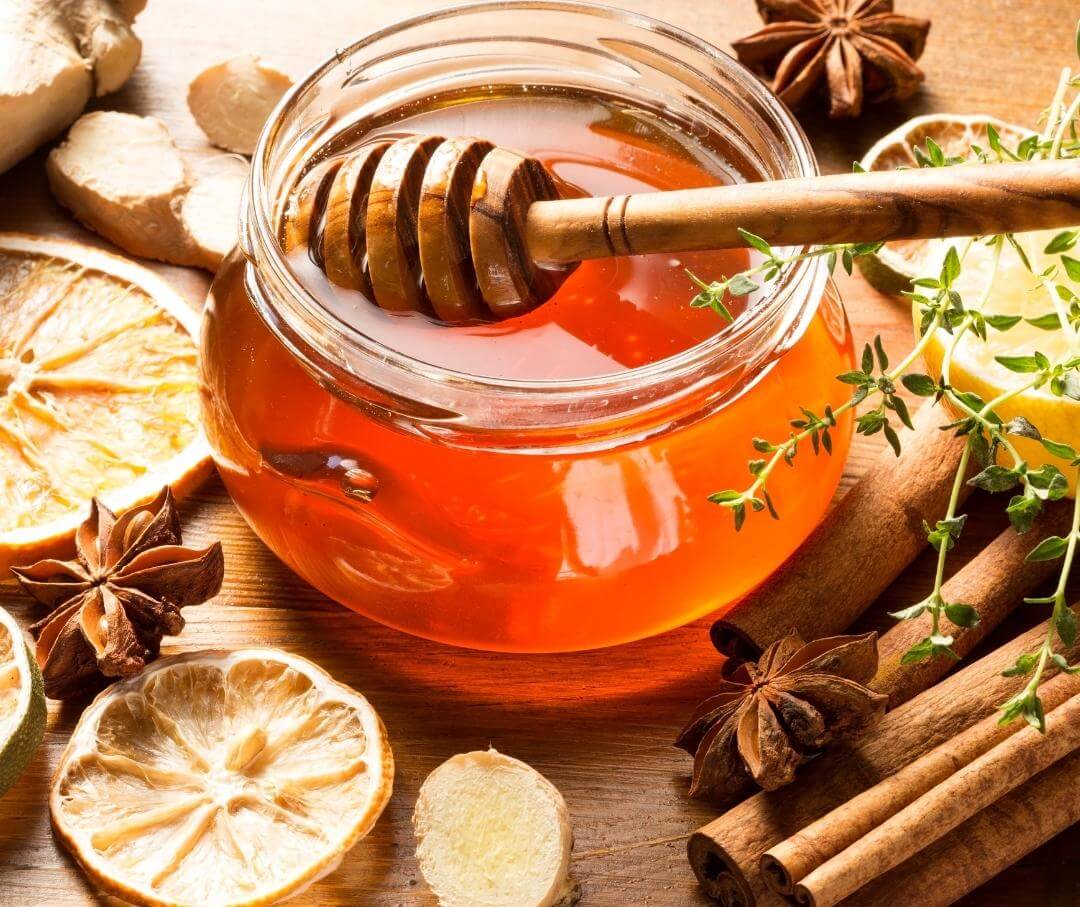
[11,488,224,700]
[676,632,887,801]
[732,0,931,119]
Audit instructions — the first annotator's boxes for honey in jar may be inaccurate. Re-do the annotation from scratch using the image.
[200,5,854,651]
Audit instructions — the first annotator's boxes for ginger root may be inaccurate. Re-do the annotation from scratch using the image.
[188,55,292,155]
[181,155,248,270]
[413,749,578,907]
[0,0,146,174]
[47,111,246,271]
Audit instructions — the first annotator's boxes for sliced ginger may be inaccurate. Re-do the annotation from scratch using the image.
[180,155,248,271]
[188,55,293,155]
[0,0,146,174]
[414,749,578,907]
[51,648,394,907]
[47,111,197,265]
[47,111,248,272]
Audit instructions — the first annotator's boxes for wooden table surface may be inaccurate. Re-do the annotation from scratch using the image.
[1,1,1078,904]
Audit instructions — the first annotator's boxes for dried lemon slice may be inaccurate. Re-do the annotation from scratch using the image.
[0,233,210,572]
[856,114,1033,295]
[51,649,394,907]
[856,117,1079,494]
[0,604,46,796]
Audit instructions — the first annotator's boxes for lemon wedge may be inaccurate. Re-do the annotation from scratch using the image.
[0,233,210,571]
[51,649,393,907]
[918,231,1079,493]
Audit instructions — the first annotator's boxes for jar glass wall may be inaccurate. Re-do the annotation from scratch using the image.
[200,1,855,651]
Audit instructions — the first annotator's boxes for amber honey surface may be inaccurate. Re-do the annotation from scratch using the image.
[201,89,854,650]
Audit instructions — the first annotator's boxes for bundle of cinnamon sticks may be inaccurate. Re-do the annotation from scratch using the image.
[689,409,1080,905]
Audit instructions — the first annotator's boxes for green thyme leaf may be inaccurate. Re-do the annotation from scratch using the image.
[737,229,773,256]
[1006,493,1043,533]
[1025,312,1062,330]
[890,601,929,621]
[900,638,935,664]
[1052,654,1080,675]
[1026,536,1069,562]
[944,602,981,628]
[901,373,938,396]
[994,355,1044,373]
[1002,653,1038,678]
[1006,416,1042,440]
[969,464,1020,493]
[1041,437,1079,461]
[984,314,1023,331]
[1045,230,1078,254]
[1056,607,1078,648]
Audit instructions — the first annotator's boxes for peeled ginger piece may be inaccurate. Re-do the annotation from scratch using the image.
[181,154,248,270]
[47,111,247,271]
[188,54,292,155]
[0,0,146,174]
[414,749,579,907]
[46,110,199,265]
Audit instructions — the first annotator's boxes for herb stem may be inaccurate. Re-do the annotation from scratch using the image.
[1042,67,1074,157]
[1019,486,1080,711]
[928,441,974,639]
[739,310,944,503]
[1049,75,1080,160]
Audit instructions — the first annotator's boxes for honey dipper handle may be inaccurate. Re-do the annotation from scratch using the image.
[524,159,1080,264]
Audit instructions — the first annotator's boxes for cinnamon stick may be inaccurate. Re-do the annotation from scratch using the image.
[760,670,1078,896]
[711,403,970,659]
[871,500,1074,707]
[688,605,1080,907]
[791,691,1080,907]
[841,749,1080,907]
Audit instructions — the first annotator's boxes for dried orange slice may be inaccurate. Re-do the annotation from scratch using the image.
[0,233,210,571]
[51,649,394,907]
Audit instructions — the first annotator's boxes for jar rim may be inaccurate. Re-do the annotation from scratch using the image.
[245,0,825,405]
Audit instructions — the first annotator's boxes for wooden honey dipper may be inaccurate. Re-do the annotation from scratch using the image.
[283,135,1080,323]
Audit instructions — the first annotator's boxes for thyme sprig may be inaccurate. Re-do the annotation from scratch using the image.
[693,24,1080,730]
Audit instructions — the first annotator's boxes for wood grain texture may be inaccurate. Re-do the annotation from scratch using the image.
[470,146,574,317]
[366,135,443,312]
[417,137,493,322]
[322,141,391,295]
[526,160,1080,261]
[0,1,1077,905]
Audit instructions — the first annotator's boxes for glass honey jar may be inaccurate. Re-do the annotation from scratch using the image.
[200,1,854,651]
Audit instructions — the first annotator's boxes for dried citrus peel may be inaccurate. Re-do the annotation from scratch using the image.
[413,749,578,907]
[0,233,210,571]
[51,648,394,907]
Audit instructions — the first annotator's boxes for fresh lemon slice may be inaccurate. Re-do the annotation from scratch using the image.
[857,117,1079,493]
[920,230,1080,494]
[856,115,1033,295]
[0,604,47,796]
[0,233,211,572]
[51,649,394,907]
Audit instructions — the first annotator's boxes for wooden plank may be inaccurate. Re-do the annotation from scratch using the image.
[0,1,1077,904]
